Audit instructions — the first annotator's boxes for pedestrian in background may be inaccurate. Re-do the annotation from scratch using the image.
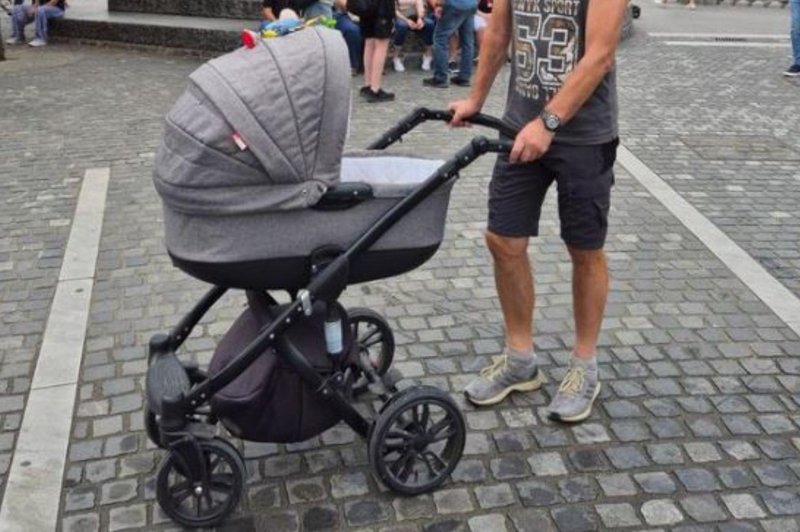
[333,0,364,75]
[5,0,65,47]
[424,0,477,87]
[786,0,800,76]
[360,0,396,102]
[392,0,435,72]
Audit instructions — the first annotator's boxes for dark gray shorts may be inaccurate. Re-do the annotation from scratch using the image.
[488,139,619,250]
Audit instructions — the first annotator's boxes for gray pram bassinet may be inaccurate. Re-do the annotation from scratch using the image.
[154,27,452,290]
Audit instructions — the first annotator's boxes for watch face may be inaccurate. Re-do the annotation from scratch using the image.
[545,115,560,130]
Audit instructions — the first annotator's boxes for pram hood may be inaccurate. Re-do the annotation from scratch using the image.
[154,27,351,215]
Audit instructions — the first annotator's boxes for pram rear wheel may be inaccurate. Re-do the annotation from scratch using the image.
[349,308,395,393]
[369,386,465,495]
[156,438,244,529]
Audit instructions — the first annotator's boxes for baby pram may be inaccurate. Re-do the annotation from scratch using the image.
[146,26,517,528]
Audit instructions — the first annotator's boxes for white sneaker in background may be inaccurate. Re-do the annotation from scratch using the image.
[421,55,433,71]
[5,37,24,45]
[392,57,405,72]
[28,38,47,47]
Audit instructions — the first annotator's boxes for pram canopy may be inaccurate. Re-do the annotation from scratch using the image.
[155,27,351,215]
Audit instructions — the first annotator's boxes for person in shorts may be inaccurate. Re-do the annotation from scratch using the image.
[359,0,396,102]
[449,0,628,422]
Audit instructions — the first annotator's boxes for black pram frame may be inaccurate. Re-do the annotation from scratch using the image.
[146,108,517,528]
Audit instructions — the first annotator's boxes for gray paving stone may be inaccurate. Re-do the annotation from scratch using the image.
[721,493,767,520]
[557,476,597,503]
[64,486,96,512]
[720,440,760,461]
[675,468,721,492]
[468,514,508,532]
[634,472,677,494]
[568,449,609,473]
[679,495,728,522]
[100,479,137,505]
[433,488,474,514]
[753,464,798,487]
[61,513,100,532]
[491,456,530,480]
[550,506,598,532]
[646,443,684,465]
[330,472,369,499]
[684,442,722,463]
[451,459,487,484]
[345,500,389,527]
[641,499,684,526]
[605,446,649,470]
[516,480,561,507]
[508,508,556,532]
[475,483,515,509]
[596,503,642,528]
[717,465,757,489]
[528,452,567,477]
[393,495,434,521]
[761,518,800,532]
[596,473,637,497]
[494,430,531,453]
[302,504,339,531]
[108,504,146,531]
[760,490,800,516]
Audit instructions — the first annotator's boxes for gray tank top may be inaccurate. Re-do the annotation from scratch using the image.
[503,0,618,145]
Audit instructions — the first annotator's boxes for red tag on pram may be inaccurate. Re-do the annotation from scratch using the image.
[232,132,248,151]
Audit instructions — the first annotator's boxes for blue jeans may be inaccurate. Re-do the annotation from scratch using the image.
[334,11,363,70]
[394,14,435,48]
[432,4,475,82]
[11,4,63,41]
[304,1,333,19]
[791,0,800,65]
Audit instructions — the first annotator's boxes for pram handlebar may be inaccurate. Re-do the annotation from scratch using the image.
[367,107,519,150]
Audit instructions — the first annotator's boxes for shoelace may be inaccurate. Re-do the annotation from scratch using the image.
[480,355,508,380]
[558,366,586,396]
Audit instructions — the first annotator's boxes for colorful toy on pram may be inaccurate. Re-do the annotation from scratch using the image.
[148,27,517,528]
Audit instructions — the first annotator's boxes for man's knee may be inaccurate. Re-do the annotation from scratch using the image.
[485,231,528,264]
[567,246,606,269]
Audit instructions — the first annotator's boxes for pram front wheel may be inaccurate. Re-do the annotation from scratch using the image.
[156,438,245,529]
[369,386,466,495]
[349,308,395,394]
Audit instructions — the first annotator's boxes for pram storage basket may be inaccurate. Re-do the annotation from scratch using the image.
[154,27,452,290]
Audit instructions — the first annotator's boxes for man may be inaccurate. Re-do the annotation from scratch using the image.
[423,0,477,87]
[787,0,800,76]
[450,0,627,422]
[5,0,65,47]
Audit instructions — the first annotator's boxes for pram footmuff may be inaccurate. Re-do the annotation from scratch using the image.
[146,25,517,529]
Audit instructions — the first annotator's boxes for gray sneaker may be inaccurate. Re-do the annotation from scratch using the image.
[547,361,601,423]
[464,354,545,406]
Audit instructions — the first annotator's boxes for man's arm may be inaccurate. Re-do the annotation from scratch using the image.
[449,0,512,124]
[509,0,627,162]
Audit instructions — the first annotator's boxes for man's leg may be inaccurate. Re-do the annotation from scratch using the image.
[335,13,363,71]
[362,37,375,89]
[10,5,28,40]
[464,156,552,406]
[570,247,609,358]
[486,232,534,353]
[546,141,615,423]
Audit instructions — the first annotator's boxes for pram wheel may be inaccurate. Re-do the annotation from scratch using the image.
[349,308,395,394]
[156,438,244,529]
[369,386,465,495]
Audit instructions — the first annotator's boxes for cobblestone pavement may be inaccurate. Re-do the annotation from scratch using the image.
[1,18,800,532]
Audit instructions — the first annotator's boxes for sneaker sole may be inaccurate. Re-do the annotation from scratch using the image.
[465,371,546,406]
[547,382,602,423]
[783,72,800,77]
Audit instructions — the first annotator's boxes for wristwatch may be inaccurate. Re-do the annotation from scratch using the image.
[539,109,562,133]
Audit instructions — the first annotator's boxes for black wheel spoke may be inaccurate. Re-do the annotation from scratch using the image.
[390,449,415,481]
[360,326,382,347]
[194,494,201,517]
[387,428,415,441]
[420,403,430,429]
[170,481,194,503]
[425,450,448,472]
[419,451,437,478]
[427,416,453,439]
[207,456,221,474]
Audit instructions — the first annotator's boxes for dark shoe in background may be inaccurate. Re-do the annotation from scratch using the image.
[450,77,470,87]
[365,88,395,103]
[423,77,449,88]
[784,65,800,77]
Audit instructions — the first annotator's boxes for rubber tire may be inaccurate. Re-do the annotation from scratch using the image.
[368,385,466,495]
[156,438,245,529]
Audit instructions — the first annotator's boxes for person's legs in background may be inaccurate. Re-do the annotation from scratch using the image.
[427,6,460,85]
[454,7,475,83]
[302,1,333,19]
[393,17,410,71]
[787,0,800,75]
[31,4,64,45]
[420,13,435,70]
[335,11,363,73]
[6,4,31,43]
